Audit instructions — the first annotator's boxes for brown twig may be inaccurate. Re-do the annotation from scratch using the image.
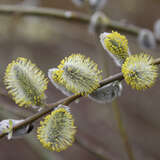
[0,4,144,37]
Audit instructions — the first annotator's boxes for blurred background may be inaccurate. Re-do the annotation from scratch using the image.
[0,0,160,160]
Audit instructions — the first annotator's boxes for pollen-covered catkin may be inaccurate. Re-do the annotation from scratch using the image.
[4,57,48,107]
[49,54,102,96]
[100,31,130,66]
[122,54,158,90]
[37,105,76,152]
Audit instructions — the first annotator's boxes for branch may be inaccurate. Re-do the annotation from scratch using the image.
[0,5,90,23]
[0,4,143,37]
[0,57,159,139]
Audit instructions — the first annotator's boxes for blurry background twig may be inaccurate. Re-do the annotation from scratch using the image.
[0,4,146,38]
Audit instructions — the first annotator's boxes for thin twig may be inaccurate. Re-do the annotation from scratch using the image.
[75,138,110,160]
[112,100,135,160]
[0,4,143,37]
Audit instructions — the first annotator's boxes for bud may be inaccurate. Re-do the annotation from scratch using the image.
[4,57,48,107]
[37,105,76,152]
[49,54,102,96]
[138,29,156,49]
[100,31,130,66]
[122,54,158,90]
[0,119,33,139]
[88,81,122,103]
[154,19,160,40]
[89,11,110,34]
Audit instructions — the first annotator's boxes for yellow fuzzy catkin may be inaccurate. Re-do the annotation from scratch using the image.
[37,105,76,152]
[4,57,48,107]
[122,54,158,90]
[100,31,130,66]
[50,54,102,96]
